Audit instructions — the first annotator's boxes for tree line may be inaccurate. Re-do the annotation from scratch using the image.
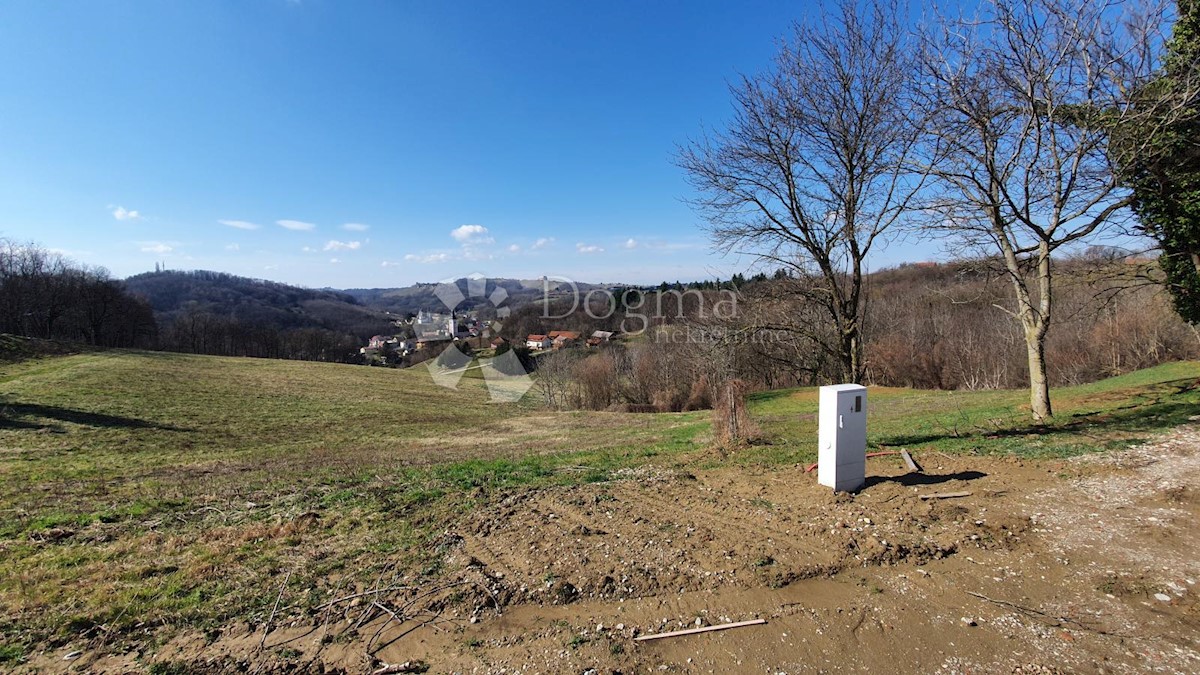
[531,255,1198,420]
[0,240,157,348]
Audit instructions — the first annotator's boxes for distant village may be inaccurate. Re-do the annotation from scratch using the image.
[360,308,616,367]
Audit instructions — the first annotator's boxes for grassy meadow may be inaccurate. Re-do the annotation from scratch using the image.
[0,346,1197,664]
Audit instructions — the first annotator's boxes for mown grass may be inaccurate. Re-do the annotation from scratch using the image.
[0,347,1195,663]
[743,360,1200,465]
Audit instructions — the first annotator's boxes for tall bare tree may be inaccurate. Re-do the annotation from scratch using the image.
[917,0,1170,419]
[678,0,924,383]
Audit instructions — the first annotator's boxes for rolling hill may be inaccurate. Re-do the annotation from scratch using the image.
[124,270,394,340]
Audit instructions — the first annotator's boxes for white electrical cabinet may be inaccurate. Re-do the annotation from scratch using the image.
[817,384,868,492]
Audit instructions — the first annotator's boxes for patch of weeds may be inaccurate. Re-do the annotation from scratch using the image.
[567,633,591,649]
[0,644,24,665]
[749,497,774,509]
[148,663,191,675]
[1096,573,1159,598]
[465,638,482,649]
[610,642,625,656]
[753,555,775,568]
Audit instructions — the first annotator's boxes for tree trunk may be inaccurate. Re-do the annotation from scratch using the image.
[846,330,864,384]
[1024,248,1053,421]
[1024,325,1052,421]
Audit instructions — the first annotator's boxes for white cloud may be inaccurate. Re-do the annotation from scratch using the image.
[264,264,278,271]
[404,252,452,264]
[140,242,173,254]
[623,238,638,249]
[225,243,240,251]
[532,237,555,250]
[276,219,316,231]
[381,260,402,268]
[451,224,493,244]
[507,244,521,253]
[301,246,317,253]
[111,206,142,221]
[220,219,260,230]
[342,222,370,232]
[576,243,605,254]
[329,258,342,264]
[323,240,362,252]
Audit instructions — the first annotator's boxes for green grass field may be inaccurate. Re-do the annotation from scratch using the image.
[0,347,1196,663]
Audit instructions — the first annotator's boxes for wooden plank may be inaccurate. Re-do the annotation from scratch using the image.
[919,491,972,501]
[633,618,767,642]
[900,449,920,473]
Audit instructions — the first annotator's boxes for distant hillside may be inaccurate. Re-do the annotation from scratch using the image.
[342,277,611,317]
[125,270,393,340]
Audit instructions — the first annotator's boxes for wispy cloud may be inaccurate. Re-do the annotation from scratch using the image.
[576,243,605,254]
[532,237,555,250]
[404,253,452,264]
[507,244,521,253]
[47,247,92,259]
[623,238,638,249]
[451,224,493,245]
[225,243,240,251]
[139,242,173,254]
[111,205,142,221]
[342,222,370,232]
[381,260,402,268]
[220,219,260,230]
[301,246,317,253]
[642,240,703,252]
[323,240,362,252]
[277,219,316,231]
[329,258,342,264]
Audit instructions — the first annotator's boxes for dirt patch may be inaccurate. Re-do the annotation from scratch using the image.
[23,427,1200,674]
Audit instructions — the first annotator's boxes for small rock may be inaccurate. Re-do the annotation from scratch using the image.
[1154,593,1172,602]
[64,651,82,661]
[960,617,977,627]
[615,623,624,631]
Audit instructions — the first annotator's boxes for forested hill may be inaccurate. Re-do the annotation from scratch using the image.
[342,278,609,317]
[125,270,393,340]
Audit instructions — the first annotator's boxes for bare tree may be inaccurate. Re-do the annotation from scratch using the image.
[678,0,924,384]
[534,349,578,410]
[917,0,1169,419]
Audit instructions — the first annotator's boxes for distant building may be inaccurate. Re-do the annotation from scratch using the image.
[587,330,616,347]
[526,334,552,350]
[550,331,582,349]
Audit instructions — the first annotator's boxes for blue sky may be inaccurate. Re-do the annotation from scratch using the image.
[0,0,935,288]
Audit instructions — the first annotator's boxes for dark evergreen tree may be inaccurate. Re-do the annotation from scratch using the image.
[1118,0,1200,323]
